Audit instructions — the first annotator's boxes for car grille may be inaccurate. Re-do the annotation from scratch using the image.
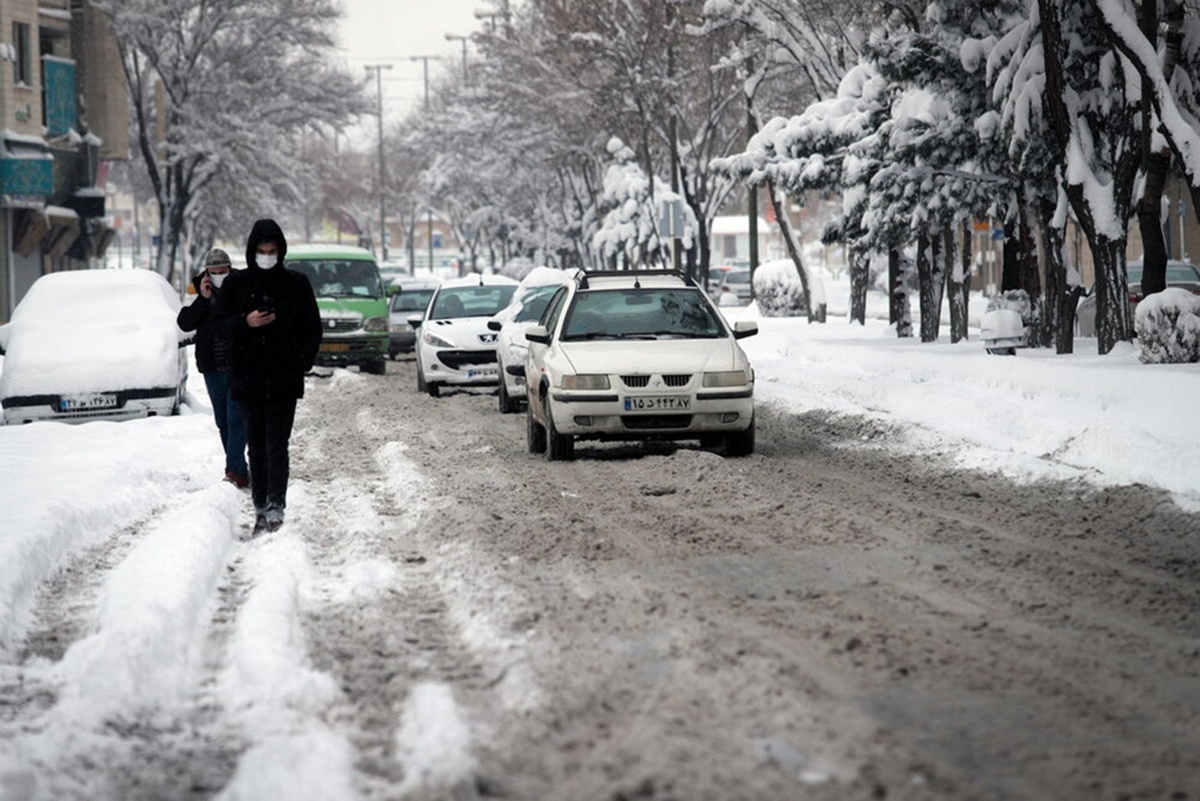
[438,349,497,369]
[621,374,692,388]
[621,414,693,430]
[323,319,360,333]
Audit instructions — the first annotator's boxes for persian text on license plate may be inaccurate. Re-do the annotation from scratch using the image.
[320,342,351,352]
[467,368,498,379]
[624,395,690,412]
[60,393,118,412]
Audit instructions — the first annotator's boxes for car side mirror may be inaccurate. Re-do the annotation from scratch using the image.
[525,325,551,345]
[487,319,502,332]
[387,284,399,296]
[406,313,424,330]
[732,320,758,339]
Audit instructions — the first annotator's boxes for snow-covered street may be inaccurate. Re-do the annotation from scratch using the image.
[1,298,1198,800]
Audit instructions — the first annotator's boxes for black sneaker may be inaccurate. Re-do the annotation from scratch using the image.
[252,513,268,535]
[264,505,284,532]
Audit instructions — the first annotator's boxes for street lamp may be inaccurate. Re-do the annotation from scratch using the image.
[444,33,469,83]
[364,63,392,261]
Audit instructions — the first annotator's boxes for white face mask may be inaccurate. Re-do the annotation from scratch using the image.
[256,253,278,270]
[209,272,228,289]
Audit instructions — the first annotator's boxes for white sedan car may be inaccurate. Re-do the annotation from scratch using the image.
[409,274,518,397]
[489,266,579,414]
[524,270,757,460]
[0,269,189,425]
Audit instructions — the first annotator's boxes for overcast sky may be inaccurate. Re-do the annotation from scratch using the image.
[335,0,490,124]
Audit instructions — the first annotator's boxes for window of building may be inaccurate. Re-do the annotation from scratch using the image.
[12,22,31,85]
[723,235,737,259]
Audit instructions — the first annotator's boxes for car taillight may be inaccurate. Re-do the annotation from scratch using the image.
[1128,292,1142,304]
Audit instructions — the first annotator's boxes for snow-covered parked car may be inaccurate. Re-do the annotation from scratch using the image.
[488,266,579,414]
[0,269,189,425]
[409,274,518,397]
[524,269,757,461]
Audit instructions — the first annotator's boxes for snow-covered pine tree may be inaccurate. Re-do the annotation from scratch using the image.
[989,0,1141,354]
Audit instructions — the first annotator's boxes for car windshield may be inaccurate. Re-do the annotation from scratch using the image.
[723,271,750,285]
[430,285,517,320]
[391,289,434,312]
[1127,264,1143,284]
[289,259,384,299]
[513,285,562,323]
[1167,264,1200,281]
[560,288,725,340]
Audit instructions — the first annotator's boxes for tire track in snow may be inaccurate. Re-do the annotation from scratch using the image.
[286,370,488,799]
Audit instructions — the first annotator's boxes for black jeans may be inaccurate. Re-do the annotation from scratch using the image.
[242,392,298,512]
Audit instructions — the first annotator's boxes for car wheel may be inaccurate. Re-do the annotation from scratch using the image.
[498,371,519,414]
[699,434,721,449]
[545,401,574,461]
[427,381,441,398]
[986,347,1016,356]
[724,415,755,457]
[526,402,546,454]
[363,359,387,375]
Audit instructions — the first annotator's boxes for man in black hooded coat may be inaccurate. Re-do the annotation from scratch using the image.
[214,218,322,533]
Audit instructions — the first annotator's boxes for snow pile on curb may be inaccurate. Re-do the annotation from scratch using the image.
[753,259,808,317]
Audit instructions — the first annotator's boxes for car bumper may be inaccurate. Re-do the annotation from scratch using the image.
[422,348,501,385]
[389,330,417,353]
[546,387,754,439]
[316,334,387,366]
[1,388,178,425]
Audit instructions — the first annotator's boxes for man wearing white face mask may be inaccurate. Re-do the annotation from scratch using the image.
[214,219,322,534]
[178,248,249,488]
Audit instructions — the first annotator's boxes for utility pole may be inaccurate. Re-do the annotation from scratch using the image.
[365,63,392,261]
[410,55,437,109]
[444,34,469,83]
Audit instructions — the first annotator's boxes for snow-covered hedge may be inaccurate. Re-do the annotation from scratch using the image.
[1135,288,1200,364]
[753,259,807,317]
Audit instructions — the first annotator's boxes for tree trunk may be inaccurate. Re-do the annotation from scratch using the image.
[949,222,970,343]
[849,247,869,325]
[917,227,947,343]
[1094,236,1133,354]
[1035,199,1078,354]
[766,179,814,323]
[889,249,912,338]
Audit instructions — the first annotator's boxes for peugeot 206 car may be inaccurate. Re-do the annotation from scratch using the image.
[488,266,579,414]
[524,269,757,461]
[0,269,189,425]
[408,274,518,397]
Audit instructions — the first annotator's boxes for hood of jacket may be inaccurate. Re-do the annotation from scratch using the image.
[244,218,289,272]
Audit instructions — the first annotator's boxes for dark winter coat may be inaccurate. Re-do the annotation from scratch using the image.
[176,274,234,374]
[213,219,322,401]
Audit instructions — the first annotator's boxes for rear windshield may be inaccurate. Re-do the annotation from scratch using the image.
[391,289,435,312]
[430,285,517,320]
[289,259,384,299]
[560,288,725,340]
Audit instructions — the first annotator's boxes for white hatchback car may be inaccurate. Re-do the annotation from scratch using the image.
[0,269,189,424]
[524,269,757,460]
[409,274,518,397]
[488,267,579,414]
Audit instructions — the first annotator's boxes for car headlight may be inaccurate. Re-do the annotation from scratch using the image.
[561,374,610,390]
[422,330,456,349]
[364,315,388,333]
[702,370,749,387]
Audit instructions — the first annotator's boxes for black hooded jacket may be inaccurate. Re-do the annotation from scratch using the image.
[176,272,233,374]
[213,219,322,400]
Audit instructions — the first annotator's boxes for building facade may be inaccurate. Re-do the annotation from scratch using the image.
[0,0,125,322]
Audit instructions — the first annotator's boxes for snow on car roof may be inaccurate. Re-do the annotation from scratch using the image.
[0,268,183,398]
[582,272,692,290]
[438,273,519,289]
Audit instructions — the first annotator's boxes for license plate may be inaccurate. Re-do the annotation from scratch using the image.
[320,342,350,352]
[60,393,118,411]
[467,367,498,379]
[624,395,690,412]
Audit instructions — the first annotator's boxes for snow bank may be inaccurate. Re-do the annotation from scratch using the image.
[753,259,808,317]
